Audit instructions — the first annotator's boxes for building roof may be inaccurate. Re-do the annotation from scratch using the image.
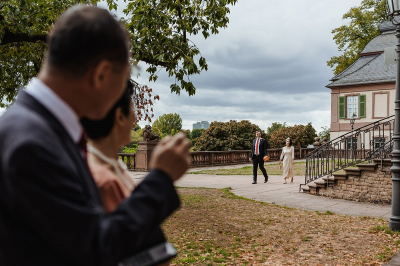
[327,20,397,88]
[331,54,377,81]
[360,31,396,54]
[327,53,396,87]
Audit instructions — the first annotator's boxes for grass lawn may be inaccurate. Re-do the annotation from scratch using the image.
[189,160,367,176]
[163,187,400,265]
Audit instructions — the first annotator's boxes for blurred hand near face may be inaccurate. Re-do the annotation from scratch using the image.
[149,133,191,181]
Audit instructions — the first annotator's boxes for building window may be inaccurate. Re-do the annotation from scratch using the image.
[347,96,358,118]
[339,95,366,119]
[346,137,357,150]
[374,137,386,150]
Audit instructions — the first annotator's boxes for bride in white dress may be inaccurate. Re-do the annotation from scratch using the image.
[279,138,294,184]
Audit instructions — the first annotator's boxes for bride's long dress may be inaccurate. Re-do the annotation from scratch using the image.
[280,146,294,179]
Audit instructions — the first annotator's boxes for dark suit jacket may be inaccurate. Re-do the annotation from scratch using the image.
[250,138,268,159]
[0,91,180,266]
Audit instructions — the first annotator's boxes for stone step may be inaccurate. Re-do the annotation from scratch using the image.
[322,176,335,182]
[314,180,326,188]
[332,173,347,180]
[307,183,317,188]
[344,168,361,176]
[356,163,377,171]
[307,183,318,195]
[373,159,392,166]
[301,186,310,193]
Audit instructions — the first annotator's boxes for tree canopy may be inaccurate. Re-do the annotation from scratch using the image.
[130,127,144,145]
[124,0,237,96]
[0,0,238,107]
[269,123,316,149]
[181,129,191,139]
[319,126,330,141]
[327,0,387,75]
[191,128,204,139]
[152,113,182,135]
[194,120,265,151]
[267,122,287,135]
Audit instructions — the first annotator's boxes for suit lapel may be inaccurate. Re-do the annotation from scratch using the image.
[16,91,102,205]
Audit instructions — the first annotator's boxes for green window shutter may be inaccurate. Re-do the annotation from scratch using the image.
[359,94,366,118]
[339,96,345,119]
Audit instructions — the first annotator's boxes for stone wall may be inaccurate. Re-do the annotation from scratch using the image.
[318,165,392,204]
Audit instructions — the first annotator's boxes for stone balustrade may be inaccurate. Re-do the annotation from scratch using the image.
[118,147,315,170]
[118,153,136,170]
[190,150,251,167]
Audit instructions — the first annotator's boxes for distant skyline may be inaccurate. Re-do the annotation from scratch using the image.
[193,121,210,131]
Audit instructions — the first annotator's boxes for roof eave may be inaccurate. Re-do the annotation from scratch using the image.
[326,79,396,88]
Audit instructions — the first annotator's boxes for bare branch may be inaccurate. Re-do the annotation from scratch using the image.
[1,30,46,46]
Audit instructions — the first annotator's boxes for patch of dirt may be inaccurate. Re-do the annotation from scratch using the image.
[162,188,399,265]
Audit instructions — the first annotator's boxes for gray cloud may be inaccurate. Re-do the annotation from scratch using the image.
[98,0,362,133]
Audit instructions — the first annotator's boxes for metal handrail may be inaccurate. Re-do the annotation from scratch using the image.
[308,115,394,156]
[367,139,393,160]
[300,115,395,191]
[368,139,394,171]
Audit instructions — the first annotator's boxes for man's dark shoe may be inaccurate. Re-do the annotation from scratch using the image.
[252,181,257,184]
[264,176,269,183]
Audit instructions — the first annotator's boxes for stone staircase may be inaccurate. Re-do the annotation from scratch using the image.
[301,159,393,203]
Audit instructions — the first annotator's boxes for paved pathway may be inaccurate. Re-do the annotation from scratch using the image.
[131,162,391,219]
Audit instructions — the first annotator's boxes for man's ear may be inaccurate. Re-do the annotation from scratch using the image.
[114,107,125,127]
[92,60,112,90]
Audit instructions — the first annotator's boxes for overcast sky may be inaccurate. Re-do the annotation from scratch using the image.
[2,1,365,132]
[99,0,364,133]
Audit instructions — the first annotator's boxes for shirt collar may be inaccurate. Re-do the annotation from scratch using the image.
[25,78,83,143]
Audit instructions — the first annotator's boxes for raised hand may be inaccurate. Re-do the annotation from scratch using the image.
[149,132,191,181]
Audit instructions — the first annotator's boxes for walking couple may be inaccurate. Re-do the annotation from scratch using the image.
[249,132,295,184]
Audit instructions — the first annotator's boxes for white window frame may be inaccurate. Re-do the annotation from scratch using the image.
[347,96,358,118]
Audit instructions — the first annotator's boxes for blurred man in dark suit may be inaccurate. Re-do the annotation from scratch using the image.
[0,5,190,266]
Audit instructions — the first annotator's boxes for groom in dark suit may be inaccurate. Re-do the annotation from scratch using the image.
[0,5,190,266]
[249,131,269,184]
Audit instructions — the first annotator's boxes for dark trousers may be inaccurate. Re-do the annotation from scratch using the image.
[253,155,268,182]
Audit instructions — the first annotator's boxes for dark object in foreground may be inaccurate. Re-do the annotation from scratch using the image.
[118,242,177,266]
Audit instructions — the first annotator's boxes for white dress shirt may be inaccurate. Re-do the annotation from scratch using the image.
[25,78,83,144]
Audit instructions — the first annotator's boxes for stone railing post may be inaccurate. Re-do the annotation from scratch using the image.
[209,152,214,165]
[313,137,321,149]
[135,125,160,171]
[135,140,159,171]
[126,155,131,168]
[117,153,136,170]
